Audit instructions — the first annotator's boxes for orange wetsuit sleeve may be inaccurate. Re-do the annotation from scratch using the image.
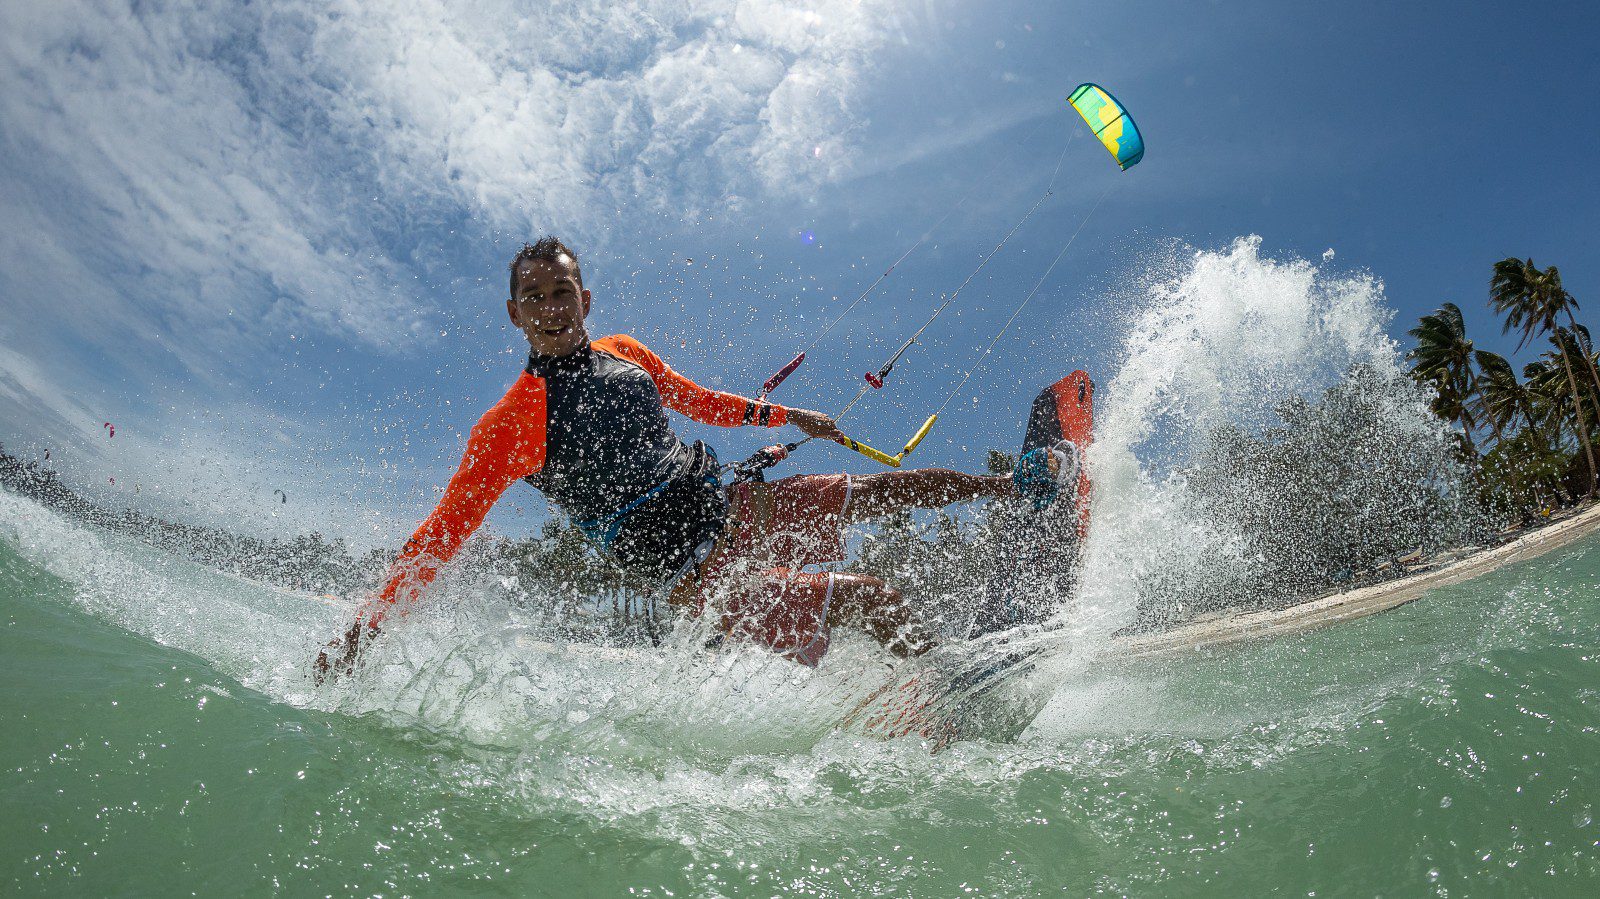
[360,373,547,627]
[592,333,788,428]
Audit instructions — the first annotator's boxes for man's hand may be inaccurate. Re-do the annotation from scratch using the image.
[786,407,845,441]
[313,618,375,685]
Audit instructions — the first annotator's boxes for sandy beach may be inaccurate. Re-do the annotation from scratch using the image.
[1115,502,1600,660]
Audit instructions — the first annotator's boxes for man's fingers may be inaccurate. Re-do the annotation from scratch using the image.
[792,409,846,441]
[312,649,333,685]
[313,641,344,685]
[312,623,367,685]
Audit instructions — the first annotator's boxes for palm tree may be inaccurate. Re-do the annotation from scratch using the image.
[1564,323,1600,406]
[1477,350,1573,505]
[1470,349,1528,449]
[1552,326,1600,407]
[1525,354,1580,442]
[1492,258,1598,494]
[1408,302,1481,456]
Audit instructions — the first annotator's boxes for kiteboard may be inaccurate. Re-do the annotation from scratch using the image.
[839,371,1094,747]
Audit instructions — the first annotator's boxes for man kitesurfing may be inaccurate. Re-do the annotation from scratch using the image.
[314,82,1139,682]
[314,238,1073,681]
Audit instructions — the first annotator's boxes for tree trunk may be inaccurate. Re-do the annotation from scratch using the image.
[1459,419,1479,459]
[1557,345,1599,497]
[1564,311,1600,414]
[1453,371,1481,459]
[1483,411,1504,449]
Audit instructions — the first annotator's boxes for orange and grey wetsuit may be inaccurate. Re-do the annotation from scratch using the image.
[359,334,787,628]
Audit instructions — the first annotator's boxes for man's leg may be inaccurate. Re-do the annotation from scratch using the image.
[830,470,1012,657]
[844,468,1012,523]
[711,568,935,664]
[697,471,1004,664]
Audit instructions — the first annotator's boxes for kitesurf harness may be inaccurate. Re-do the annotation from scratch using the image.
[572,448,723,646]
[572,440,728,583]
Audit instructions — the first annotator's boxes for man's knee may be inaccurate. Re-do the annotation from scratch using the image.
[830,572,886,602]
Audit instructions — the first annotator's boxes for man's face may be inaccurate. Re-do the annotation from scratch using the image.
[507,255,591,357]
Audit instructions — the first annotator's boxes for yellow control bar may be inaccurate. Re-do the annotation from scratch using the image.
[834,414,940,468]
[835,435,902,467]
[901,414,938,456]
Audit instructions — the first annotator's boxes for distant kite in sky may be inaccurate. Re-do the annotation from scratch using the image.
[1068,83,1144,171]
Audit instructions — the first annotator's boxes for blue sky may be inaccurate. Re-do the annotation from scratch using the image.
[2,0,1596,543]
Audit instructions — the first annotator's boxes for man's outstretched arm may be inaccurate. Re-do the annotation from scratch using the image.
[314,376,547,682]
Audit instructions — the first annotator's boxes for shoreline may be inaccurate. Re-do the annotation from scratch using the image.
[10,440,1600,666]
[1113,501,1600,661]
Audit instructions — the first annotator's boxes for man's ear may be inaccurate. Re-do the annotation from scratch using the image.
[580,288,592,318]
[506,298,521,327]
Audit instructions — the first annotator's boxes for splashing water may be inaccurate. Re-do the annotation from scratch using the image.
[7,238,1599,894]
[1,237,1485,754]
[1073,236,1479,636]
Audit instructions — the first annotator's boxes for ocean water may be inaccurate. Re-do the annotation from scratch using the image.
[5,240,1597,895]
[5,495,1600,895]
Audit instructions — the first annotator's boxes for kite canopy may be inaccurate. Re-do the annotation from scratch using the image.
[1069,83,1143,170]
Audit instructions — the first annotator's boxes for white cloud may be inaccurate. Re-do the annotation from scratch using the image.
[0,0,428,356]
[0,0,904,384]
[0,343,103,446]
[297,0,899,230]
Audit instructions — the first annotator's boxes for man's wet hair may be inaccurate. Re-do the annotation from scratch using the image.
[508,237,583,297]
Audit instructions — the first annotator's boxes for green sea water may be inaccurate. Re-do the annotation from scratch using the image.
[5,488,1600,897]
